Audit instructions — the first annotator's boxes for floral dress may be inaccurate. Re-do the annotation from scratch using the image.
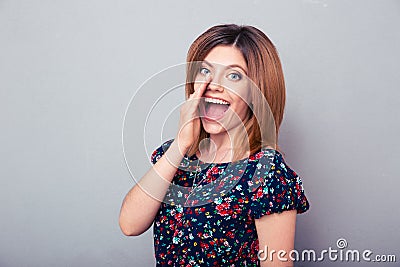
[150,139,310,266]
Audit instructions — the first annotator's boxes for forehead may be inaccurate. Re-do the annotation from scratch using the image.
[204,45,247,71]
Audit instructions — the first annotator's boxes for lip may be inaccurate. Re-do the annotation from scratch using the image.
[202,95,230,104]
[199,96,230,122]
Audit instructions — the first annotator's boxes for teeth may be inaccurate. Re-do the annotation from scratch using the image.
[204,97,229,105]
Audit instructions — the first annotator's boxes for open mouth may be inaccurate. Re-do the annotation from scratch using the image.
[200,97,230,121]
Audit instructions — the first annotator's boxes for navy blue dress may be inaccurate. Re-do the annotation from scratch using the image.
[150,139,310,266]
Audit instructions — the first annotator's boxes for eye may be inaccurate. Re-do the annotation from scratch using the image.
[199,67,211,76]
[227,72,242,81]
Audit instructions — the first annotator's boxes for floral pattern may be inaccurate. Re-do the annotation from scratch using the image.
[150,139,310,266]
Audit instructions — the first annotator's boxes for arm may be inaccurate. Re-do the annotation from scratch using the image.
[255,210,297,267]
[119,77,211,236]
[119,140,188,236]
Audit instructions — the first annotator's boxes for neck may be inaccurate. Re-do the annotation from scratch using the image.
[198,128,246,163]
[208,132,231,151]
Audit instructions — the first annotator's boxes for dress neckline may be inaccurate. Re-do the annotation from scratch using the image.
[191,147,279,165]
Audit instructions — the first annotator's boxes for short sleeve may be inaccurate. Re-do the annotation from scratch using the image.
[150,139,174,165]
[250,152,310,218]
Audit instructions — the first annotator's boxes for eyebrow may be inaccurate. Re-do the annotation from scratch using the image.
[203,60,248,75]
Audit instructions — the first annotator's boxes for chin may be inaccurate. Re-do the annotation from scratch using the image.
[201,119,227,135]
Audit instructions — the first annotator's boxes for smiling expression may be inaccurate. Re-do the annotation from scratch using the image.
[195,45,252,135]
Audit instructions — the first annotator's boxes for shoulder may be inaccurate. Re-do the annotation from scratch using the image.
[150,138,174,165]
[249,148,299,184]
[247,148,310,218]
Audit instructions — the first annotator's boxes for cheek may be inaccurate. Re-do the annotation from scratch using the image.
[229,86,251,110]
[228,85,251,106]
[231,97,251,117]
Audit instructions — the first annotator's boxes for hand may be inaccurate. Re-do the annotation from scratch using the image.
[175,77,211,154]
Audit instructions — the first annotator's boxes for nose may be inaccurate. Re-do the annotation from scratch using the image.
[207,74,224,92]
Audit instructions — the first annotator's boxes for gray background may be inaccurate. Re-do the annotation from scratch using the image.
[1,0,399,266]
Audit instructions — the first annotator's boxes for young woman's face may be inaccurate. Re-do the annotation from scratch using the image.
[195,45,251,135]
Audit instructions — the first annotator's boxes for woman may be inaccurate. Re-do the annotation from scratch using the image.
[119,24,310,266]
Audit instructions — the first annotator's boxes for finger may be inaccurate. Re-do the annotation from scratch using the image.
[193,76,211,97]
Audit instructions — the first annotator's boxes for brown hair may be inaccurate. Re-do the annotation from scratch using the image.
[185,24,286,159]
